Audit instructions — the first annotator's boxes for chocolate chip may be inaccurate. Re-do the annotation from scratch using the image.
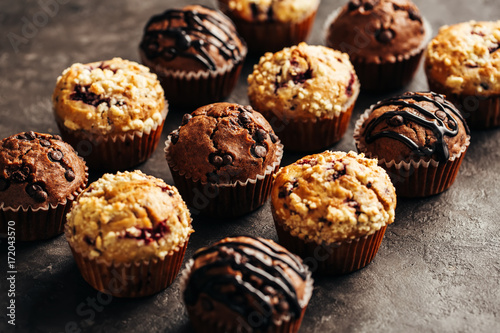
[377,30,394,43]
[277,301,290,312]
[39,139,51,147]
[255,129,268,143]
[367,182,372,188]
[0,178,8,191]
[12,166,30,182]
[408,9,421,21]
[25,131,36,140]
[263,285,276,295]
[181,113,192,125]
[387,115,404,127]
[17,134,27,140]
[65,169,76,182]
[435,110,447,120]
[270,133,279,143]
[364,1,374,10]
[209,154,224,167]
[26,184,48,202]
[52,135,62,141]
[447,119,457,129]
[348,0,361,10]
[480,82,490,90]
[488,44,500,53]
[252,145,267,158]
[170,131,179,144]
[49,150,63,162]
[222,154,233,165]
[238,112,252,125]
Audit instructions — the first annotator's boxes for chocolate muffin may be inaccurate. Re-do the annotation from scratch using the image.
[0,131,88,241]
[354,92,470,197]
[139,5,247,107]
[181,236,313,333]
[325,0,429,91]
[165,102,283,217]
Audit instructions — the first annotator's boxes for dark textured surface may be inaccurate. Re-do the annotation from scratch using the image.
[1,0,499,332]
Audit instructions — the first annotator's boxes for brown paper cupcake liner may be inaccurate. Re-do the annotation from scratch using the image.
[0,168,88,241]
[427,78,500,129]
[165,138,283,218]
[56,106,168,171]
[68,237,189,298]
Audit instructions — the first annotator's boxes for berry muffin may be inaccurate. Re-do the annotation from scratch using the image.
[165,102,283,218]
[53,58,167,171]
[248,43,359,151]
[325,0,430,91]
[181,236,313,333]
[354,92,470,197]
[0,132,88,241]
[217,0,320,54]
[139,5,247,107]
[65,170,193,297]
[425,20,500,128]
[271,151,397,275]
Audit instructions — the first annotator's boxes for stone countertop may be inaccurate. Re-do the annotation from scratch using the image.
[1,0,499,332]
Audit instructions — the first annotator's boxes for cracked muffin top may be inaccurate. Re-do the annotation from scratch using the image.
[166,102,282,184]
[65,170,193,262]
[425,20,500,96]
[271,151,396,243]
[354,92,470,163]
[0,132,87,209]
[247,43,359,120]
[326,0,427,64]
[53,58,166,136]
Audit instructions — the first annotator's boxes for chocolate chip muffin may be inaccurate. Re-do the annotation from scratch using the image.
[181,236,313,333]
[271,151,397,275]
[354,92,470,197]
[53,57,167,171]
[325,0,429,91]
[165,102,283,218]
[65,170,193,297]
[248,42,360,151]
[0,131,88,241]
[139,5,247,107]
[425,20,500,128]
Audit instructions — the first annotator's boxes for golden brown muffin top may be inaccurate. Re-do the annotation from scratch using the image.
[425,20,500,96]
[248,43,359,120]
[326,0,427,64]
[0,132,87,209]
[53,58,166,135]
[65,170,193,263]
[271,151,396,243]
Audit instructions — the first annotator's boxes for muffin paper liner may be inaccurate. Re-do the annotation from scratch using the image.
[0,167,88,241]
[427,78,500,129]
[67,236,189,298]
[353,105,471,198]
[179,258,313,333]
[164,138,283,218]
[55,106,168,171]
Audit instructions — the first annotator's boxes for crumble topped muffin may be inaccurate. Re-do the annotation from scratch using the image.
[220,0,319,23]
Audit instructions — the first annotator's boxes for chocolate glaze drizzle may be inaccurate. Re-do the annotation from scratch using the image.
[140,7,243,71]
[364,92,469,162]
[184,236,308,330]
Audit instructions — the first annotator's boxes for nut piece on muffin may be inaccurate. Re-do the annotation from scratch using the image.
[181,236,313,333]
[354,91,470,197]
[248,42,359,151]
[65,170,193,297]
[0,131,88,241]
[53,57,167,171]
[139,5,247,107]
[271,151,397,275]
[425,20,500,128]
[165,102,283,218]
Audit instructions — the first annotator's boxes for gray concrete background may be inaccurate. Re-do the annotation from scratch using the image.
[0,0,499,332]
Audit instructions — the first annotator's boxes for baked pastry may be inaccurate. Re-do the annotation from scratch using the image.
[217,0,320,54]
[181,236,313,333]
[354,91,470,197]
[247,43,359,151]
[52,57,167,171]
[139,5,247,107]
[65,170,193,297]
[271,151,397,275]
[165,102,283,217]
[425,20,500,128]
[0,131,88,241]
[325,0,429,91]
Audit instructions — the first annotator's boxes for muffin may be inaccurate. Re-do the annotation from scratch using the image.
[217,0,320,54]
[165,102,283,218]
[248,43,360,151]
[65,170,193,297]
[0,132,88,241]
[181,236,313,333]
[139,5,247,107]
[271,151,397,275]
[52,57,167,171]
[325,0,430,91]
[425,20,500,128]
[354,92,470,197]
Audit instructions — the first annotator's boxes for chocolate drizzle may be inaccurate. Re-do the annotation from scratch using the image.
[364,92,469,162]
[184,236,308,330]
[140,7,243,71]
